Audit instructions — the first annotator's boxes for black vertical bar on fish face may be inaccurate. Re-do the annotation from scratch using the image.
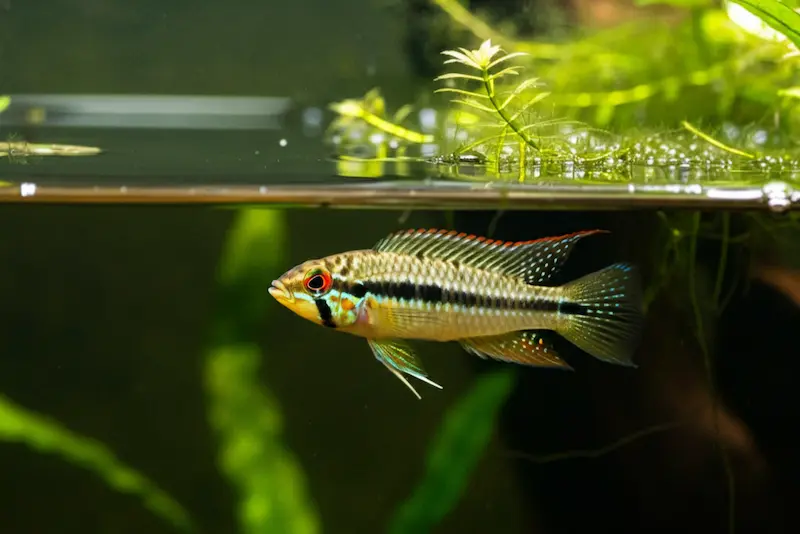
[315,298,337,328]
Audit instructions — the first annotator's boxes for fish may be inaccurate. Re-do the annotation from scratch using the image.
[268,228,644,399]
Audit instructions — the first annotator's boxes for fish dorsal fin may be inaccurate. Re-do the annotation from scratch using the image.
[373,228,606,284]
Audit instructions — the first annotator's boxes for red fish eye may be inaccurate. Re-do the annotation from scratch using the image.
[303,269,332,293]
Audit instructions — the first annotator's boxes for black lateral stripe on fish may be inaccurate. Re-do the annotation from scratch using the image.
[356,279,564,311]
[268,228,644,399]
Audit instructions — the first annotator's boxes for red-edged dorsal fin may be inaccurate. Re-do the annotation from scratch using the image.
[373,228,607,284]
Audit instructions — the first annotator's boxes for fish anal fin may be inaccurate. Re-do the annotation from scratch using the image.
[372,228,606,284]
[459,331,572,369]
[367,339,443,399]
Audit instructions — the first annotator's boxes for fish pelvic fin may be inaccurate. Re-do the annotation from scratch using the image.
[459,331,573,370]
[367,339,443,399]
[373,228,606,284]
[557,263,643,367]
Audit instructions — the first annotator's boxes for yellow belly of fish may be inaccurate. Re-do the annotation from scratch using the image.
[358,299,557,341]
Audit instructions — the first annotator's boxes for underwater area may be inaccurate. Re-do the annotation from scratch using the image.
[2,0,800,533]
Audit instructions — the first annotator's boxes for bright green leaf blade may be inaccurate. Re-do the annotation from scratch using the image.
[485,52,529,71]
[488,67,521,80]
[434,87,490,99]
[497,77,544,111]
[206,209,320,534]
[449,98,498,113]
[506,92,552,123]
[0,394,193,531]
[434,73,486,82]
[0,96,9,113]
[393,104,414,123]
[388,370,516,534]
[729,0,800,48]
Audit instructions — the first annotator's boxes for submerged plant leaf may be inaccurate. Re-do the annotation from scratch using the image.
[0,394,193,531]
[388,370,516,534]
[206,344,319,534]
[0,96,9,113]
[206,209,320,534]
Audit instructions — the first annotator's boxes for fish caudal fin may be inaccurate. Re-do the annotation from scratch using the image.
[368,339,443,399]
[460,331,573,370]
[558,263,643,367]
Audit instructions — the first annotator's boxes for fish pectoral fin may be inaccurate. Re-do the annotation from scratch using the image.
[459,331,572,369]
[367,339,443,400]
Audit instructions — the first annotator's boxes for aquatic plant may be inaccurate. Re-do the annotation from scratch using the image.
[0,209,322,534]
[204,209,321,534]
[0,393,193,531]
[0,95,102,162]
[388,370,516,534]
[329,1,800,180]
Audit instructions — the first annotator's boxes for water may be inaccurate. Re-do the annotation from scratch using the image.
[2,1,799,534]
[2,120,799,212]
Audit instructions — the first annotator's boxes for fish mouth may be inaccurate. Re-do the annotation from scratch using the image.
[268,280,293,303]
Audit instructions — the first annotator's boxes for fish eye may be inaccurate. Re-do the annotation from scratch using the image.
[303,267,332,295]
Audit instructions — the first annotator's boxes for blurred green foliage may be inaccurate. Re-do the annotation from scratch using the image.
[0,393,193,531]
[389,370,516,534]
[204,209,321,534]
[329,0,800,177]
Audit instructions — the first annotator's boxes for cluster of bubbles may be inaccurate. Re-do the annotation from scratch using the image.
[323,102,800,184]
[431,124,800,183]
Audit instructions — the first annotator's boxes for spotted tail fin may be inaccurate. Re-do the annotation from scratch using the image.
[557,263,643,367]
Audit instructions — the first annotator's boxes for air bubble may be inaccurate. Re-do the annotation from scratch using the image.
[763,180,794,213]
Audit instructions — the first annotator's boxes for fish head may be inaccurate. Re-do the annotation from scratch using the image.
[269,255,361,329]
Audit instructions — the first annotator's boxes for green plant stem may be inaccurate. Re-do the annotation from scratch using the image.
[688,212,736,534]
[482,73,540,151]
[713,213,731,305]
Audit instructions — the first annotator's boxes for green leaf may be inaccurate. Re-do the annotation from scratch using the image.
[434,73,486,82]
[729,0,800,48]
[206,209,320,534]
[388,370,515,534]
[497,77,544,111]
[505,91,552,123]
[0,96,9,113]
[0,394,193,531]
[485,52,529,71]
[488,67,521,80]
[448,98,498,113]
[434,87,490,99]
